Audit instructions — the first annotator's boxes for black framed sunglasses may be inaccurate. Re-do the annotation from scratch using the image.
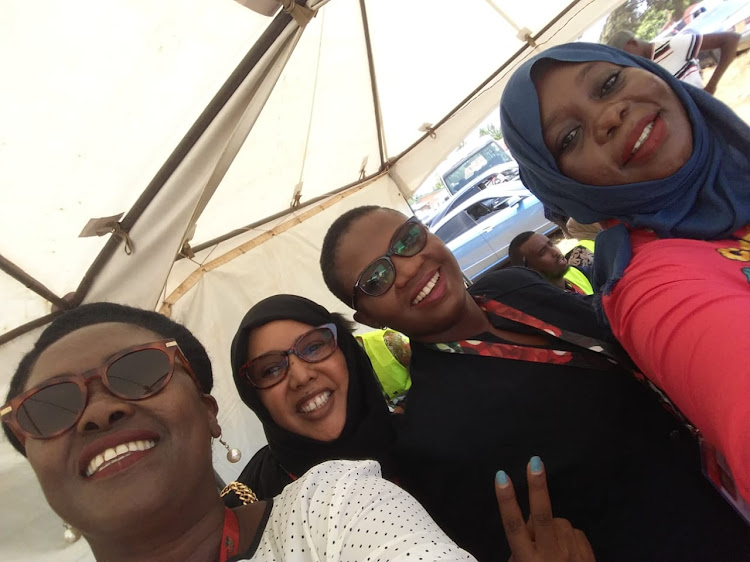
[351,216,428,308]
[240,323,339,389]
[1,340,200,441]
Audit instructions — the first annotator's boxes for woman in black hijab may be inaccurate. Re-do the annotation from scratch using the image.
[229,294,398,499]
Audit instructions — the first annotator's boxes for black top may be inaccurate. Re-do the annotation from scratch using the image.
[396,268,750,561]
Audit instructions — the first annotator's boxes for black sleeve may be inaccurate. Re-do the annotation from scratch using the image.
[469,267,615,341]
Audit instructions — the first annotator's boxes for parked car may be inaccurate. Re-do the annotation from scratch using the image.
[429,176,529,227]
[685,0,750,55]
[430,181,557,281]
[656,0,750,58]
[440,139,519,197]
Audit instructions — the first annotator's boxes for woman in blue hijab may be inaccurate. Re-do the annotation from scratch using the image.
[500,42,750,507]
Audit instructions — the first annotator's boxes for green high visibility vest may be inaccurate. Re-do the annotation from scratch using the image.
[564,265,594,295]
[357,329,412,399]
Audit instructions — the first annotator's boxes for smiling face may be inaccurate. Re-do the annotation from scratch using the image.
[22,322,220,538]
[519,233,568,279]
[534,60,692,186]
[250,320,349,442]
[334,210,470,340]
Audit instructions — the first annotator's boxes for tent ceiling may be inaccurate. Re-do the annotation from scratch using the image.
[1,0,622,337]
[1,0,270,333]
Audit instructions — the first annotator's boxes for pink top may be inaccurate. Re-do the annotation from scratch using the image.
[603,226,750,503]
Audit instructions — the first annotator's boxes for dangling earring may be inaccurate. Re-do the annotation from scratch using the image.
[62,522,81,544]
[219,436,242,463]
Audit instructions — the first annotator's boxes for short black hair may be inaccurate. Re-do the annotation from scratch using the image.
[3,302,213,456]
[508,231,536,266]
[320,205,404,307]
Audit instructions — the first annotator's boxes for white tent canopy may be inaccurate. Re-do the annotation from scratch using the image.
[0,1,621,559]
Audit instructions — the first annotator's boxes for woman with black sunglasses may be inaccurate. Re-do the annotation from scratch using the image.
[2,302,478,561]
[228,294,400,501]
[320,206,750,562]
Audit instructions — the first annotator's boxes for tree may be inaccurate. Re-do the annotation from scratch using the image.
[479,123,503,141]
[599,0,642,45]
[637,8,671,40]
[599,0,690,44]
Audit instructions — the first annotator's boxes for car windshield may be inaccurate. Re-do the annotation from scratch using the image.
[443,143,511,194]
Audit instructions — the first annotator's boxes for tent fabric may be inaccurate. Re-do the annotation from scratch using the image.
[0,1,622,559]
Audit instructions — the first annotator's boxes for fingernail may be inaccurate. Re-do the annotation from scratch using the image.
[496,470,510,487]
[529,456,543,474]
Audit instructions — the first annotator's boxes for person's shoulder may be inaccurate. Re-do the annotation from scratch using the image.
[661,32,701,58]
[282,459,382,498]
[468,266,549,298]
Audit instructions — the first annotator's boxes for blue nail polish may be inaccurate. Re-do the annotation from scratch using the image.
[530,456,543,474]
[496,470,509,486]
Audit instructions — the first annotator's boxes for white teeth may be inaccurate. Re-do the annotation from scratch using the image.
[412,271,440,305]
[300,390,332,413]
[632,121,654,154]
[85,439,156,477]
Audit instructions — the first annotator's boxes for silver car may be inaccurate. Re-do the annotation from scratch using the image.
[430,181,557,281]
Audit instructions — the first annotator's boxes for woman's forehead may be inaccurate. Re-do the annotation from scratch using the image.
[341,210,406,257]
[247,319,317,356]
[335,210,407,283]
[26,323,161,390]
[532,59,620,90]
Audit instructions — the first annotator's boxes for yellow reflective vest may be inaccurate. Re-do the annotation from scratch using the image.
[357,329,412,399]
[564,266,594,295]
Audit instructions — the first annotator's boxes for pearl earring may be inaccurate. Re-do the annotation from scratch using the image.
[219,436,242,463]
[63,522,81,544]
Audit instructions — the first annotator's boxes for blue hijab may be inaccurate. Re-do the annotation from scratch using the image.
[500,42,750,294]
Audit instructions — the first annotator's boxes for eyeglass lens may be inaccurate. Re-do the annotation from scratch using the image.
[248,327,336,387]
[14,348,173,438]
[360,220,426,296]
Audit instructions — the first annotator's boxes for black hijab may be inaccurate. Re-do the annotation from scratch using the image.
[229,295,397,499]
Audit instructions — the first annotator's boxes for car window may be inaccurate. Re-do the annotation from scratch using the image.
[442,143,512,193]
[465,197,515,222]
[434,211,477,243]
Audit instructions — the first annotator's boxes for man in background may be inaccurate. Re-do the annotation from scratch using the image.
[607,28,739,94]
[509,232,594,295]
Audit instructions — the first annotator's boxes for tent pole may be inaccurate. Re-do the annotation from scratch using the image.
[186,169,387,255]
[483,0,523,33]
[0,312,62,346]
[359,0,387,169]
[0,254,71,311]
[160,179,377,315]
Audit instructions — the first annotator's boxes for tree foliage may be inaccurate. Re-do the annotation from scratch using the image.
[479,123,503,141]
[637,8,671,40]
[599,0,690,44]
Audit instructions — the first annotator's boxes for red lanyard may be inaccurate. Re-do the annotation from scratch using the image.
[219,507,241,562]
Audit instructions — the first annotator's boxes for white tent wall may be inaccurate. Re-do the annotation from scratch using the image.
[0,0,625,559]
